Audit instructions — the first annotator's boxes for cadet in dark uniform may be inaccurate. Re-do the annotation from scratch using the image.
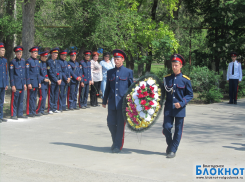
[36,51,49,115]
[9,46,28,120]
[57,50,71,112]
[47,48,62,114]
[227,52,243,104]
[67,50,82,110]
[26,46,42,117]
[0,43,9,122]
[162,54,193,158]
[102,49,134,153]
[79,50,92,109]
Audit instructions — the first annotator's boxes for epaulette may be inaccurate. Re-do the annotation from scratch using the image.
[164,74,171,78]
[183,75,190,80]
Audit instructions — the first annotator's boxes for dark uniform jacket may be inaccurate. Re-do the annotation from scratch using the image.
[164,72,193,117]
[39,60,49,89]
[0,57,9,88]
[47,58,62,84]
[26,57,41,88]
[79,60,91,84]
[103,65,133,110]
[68,60,82,84]
[9,57,26,90]
[59,59,71,86]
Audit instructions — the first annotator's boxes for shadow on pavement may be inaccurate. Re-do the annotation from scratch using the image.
[222,143,245,151]
[51,142,165,155]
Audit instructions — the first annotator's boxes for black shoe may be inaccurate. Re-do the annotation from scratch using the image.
[1,118,7,122]
[81,106,86,109]
[86,106,90,108]
[17,115,28,118]
[166,146,170,155]
[167,152,176,158]
[28,114,35,117]
[42,112,48,115]
[63,109,68,111]
[11,116,18,120]
[112,148,121,153]
[35,113,42,116]
[234,101,237,105]
[111,144,115,151]
[74,108,80,110]
[92,105,97,107]
[227,102,233,104]
[69,108,74,110]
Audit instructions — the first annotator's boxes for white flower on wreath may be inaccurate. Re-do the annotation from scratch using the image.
[147,79,155,86]
[136,105,143,112]
[153,85,158,92]
[139,111,146,119]
[139,81,146,87]
[134,98,140,106]
[154,93,159,100]
[145,114,152,121]
[132,92,139,100]
[151,100,158,107]
[148,108,154,115]
[135,86,140,91]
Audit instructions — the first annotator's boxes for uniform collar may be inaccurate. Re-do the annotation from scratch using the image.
[174,72,182,77]
[60,59,65,61]
[116,65,124,70]
[70,59,75,63]
[15,57,21,61]
[31,57,37,60]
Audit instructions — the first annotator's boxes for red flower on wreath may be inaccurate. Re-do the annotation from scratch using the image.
[149,86,154,92]
[140,100,146,105]
[144,106,151,110]
[149,93,155,98]
[143,91,148,97]
[137,93,144,98]
[149,101,154,105]
[140,84,145,89]
[137,89,142,94]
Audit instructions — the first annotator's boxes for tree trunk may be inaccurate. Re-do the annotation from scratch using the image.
[4,0,16,62]
[77,45,86,61]
[0,0,5,41]
[145,0,158,72]
[22,0,36,60]
[22,0,36,111]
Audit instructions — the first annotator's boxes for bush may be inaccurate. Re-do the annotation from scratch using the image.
[198,86,223,103]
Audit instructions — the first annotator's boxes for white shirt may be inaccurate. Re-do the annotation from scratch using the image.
[227,60,242,81]
[111,57,116,67]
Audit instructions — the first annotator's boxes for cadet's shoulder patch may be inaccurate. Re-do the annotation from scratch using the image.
[10,64,14,69]
[68,65,71,69]
[47,66,50,70]
[26,63,29,68]
[80,65,82,68]
[164,74,171,78]
[183,75,190,80]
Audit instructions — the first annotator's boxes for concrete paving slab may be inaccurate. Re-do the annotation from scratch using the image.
[0,99,245,182]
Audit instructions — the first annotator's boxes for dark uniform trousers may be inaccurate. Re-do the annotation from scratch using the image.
[79,60,91,107]
[67,60,81,109]
[103,66,134,150]
[0,57,8,119]
[26,57,41,116]
[162,72,193,153]
[229,79,239,103]
[47,59,62,112]
[36,60,49,114]
[9,58,26,117]
[58,59,71,111]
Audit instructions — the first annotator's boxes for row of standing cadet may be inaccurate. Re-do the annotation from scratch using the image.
[0,43,96,122]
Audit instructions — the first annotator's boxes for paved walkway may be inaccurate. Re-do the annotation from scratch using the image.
[0,99,244,182]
